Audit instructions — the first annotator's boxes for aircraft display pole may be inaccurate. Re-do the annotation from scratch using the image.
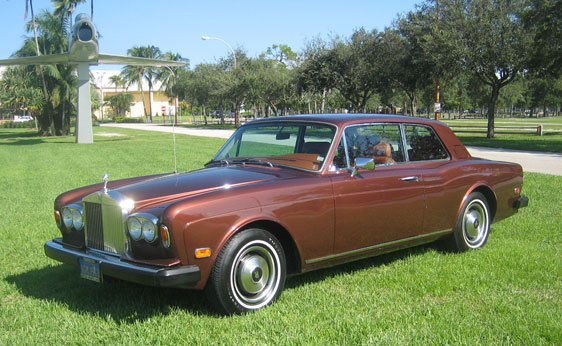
[76,62,94,143]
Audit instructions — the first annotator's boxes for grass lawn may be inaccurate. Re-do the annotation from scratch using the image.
[441,117,562,153]
[0,128,560,345]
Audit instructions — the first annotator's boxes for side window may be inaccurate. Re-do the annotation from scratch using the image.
[344,124,404,166]
[332,137,348,169]
[404,125,449,161]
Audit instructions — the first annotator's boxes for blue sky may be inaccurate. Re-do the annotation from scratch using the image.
[0,0,421,69]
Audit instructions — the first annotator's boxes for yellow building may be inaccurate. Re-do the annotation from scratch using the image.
[90,70,175,120]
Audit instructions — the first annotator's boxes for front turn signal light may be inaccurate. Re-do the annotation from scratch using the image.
[160,225,171,248]
[54,210,61,229]
[195,248,212,259]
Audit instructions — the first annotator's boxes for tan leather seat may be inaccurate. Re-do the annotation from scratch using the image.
[373,142,396,165]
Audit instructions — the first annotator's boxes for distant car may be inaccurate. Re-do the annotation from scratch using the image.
[45,114,528,314]
[13,115,33,122]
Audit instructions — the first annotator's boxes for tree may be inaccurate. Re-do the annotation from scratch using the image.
[298,37,338,113]
[104,93,134,117]
[109,75,125,92]
[17,9,76,135]
[443,0,532,138]
[52,0,86,30]
[121,45,162,122]
[379,25,432,116]
[156,52,188,123]
[0,66,45,127]
[24,0,50,133]
[524,0,562,78]
[299,30,384,113]
[263,44,299,68]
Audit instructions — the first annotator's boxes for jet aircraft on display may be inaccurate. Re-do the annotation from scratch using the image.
[0,13,186,143]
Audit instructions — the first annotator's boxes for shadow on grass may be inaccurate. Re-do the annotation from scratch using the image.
[0,130,40,140]
[0,138,46,146]
[5,265,218,322]
[286,243,437,290]
[6,243,439,321]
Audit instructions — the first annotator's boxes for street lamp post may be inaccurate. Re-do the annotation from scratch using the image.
[201,35,239,127]
[201,36,237,69]
[96,72,106,121]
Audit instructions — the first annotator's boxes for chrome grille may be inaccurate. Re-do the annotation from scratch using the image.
[84,202,104,250]
[83,191,128,254]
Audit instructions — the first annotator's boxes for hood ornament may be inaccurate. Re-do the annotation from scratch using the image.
[102,173,110,193]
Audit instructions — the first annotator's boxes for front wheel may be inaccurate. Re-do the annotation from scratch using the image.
[205,229,286,315]
[446,192,491,252]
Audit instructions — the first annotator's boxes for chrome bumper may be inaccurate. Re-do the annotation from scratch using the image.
[44,238,200,288]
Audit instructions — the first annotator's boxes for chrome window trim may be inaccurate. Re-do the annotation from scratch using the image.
[402,123,451,162]
[212,120,340,174]
[335,122,406,170]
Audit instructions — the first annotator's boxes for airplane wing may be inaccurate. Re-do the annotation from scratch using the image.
[98,54,187,67]
[0,54,69,66]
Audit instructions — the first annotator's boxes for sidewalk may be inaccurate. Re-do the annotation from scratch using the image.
[101,123,234,139]
[466,146,562,176]
[100,123,562,176]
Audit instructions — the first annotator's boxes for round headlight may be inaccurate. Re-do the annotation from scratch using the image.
[71,208,83,230]
[142,220,157,243]
[127,217,142,241]
[62,208,73,229]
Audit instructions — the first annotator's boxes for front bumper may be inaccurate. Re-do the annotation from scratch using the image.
[514,195,529,209]
[44,238,200,288]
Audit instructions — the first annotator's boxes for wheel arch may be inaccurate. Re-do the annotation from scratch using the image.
[467,184,497,221]
[237,220,302,275]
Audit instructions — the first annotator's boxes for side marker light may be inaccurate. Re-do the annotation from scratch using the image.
[195,248,212,259]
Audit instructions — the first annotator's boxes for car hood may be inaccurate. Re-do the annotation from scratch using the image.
[113,166,284,210]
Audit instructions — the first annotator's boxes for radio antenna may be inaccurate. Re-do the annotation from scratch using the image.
[172,113,177,173]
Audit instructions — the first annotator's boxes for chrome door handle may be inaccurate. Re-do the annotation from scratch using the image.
[400,176,419,182]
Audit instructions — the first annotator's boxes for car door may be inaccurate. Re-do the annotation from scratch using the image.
[329,123,426,254]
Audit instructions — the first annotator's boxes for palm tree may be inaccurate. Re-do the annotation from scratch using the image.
[121,45,161,122]
[24,0,50,132]
[157,52,188,123]
[52,0,86,31]
[109,75,125,92]
[20,10,76,135]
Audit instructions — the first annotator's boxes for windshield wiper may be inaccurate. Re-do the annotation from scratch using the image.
[204,159,230,167]
[231,158,275,168]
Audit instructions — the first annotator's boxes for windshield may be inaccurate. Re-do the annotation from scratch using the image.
[211,122,337,171]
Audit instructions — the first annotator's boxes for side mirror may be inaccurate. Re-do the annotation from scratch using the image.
[350,157,375,177]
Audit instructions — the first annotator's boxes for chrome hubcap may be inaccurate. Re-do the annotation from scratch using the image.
[230,240,280,309]
[463,200,488,247]
[237,254,270,295]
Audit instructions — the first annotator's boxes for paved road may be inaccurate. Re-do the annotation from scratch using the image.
[101,123,562,176]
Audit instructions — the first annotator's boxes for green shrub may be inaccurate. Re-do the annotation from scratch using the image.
[0,121,34,129]
[114,116,144,123]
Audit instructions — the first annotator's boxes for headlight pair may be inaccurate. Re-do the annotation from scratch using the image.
[61,204,83,231]
[126,214,158,243]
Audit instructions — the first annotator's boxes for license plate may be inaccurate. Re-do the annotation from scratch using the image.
[79,258,102,283]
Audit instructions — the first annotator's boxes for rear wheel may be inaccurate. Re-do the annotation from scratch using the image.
[205,229,286,315]
[445,192,490,252]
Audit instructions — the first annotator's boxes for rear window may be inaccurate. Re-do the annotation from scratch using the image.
[404,125,449,161]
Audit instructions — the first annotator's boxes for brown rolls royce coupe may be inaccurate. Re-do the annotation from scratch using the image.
[45,114,528,314]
